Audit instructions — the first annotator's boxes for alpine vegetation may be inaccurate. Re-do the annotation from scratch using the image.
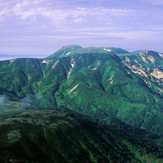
[0,46,162,162]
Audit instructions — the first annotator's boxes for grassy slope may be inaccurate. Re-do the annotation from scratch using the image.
[0,51,162,135]
[0,109,162,163]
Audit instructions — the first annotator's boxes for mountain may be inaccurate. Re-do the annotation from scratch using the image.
[0,46,163,162]
[0,46,162,136]
[0,109,162,162]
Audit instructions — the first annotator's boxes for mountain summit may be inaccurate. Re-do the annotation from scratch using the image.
[47,45,129,59]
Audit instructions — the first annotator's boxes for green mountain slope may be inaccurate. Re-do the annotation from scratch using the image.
[0,109,162,163]
[0,47,162,135]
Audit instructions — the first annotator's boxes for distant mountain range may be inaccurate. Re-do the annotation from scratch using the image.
[0,54,46,61]
[0,45,162,162]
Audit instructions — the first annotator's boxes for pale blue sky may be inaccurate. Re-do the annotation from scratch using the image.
[0,0,163,59]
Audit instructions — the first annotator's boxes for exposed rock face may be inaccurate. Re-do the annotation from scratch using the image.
[122,51,163,87]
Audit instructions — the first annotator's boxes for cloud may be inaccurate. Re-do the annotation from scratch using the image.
[0,0,129,25]
[0,0,162,22]
[0,0,42,21]
[140,0,163,5]
[0,0,163,56]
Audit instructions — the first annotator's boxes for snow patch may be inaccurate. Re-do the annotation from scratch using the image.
[10,59,15,63]
[66,52,71,56]
[68,84,79,94]
[104,48,111,52]
[67,59,75,79]
[28,76,31,80]
[52,60,59,68]
[70,59,75,68]
[71,63,75,68]
[67,69,72,79]
[110,80,113,84]
[38,82,41,87]
[157,87,163,93]
[159,53,163,58]
[42,60,51,65]
[109,76,114,84]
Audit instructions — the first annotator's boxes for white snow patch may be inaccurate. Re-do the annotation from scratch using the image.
[68,84,79,94]
[52,60,59,68]
[157,87,163,93]
[42,60,51,65]
[10,59,15,63]
[67,59,75,79]
[159,53,163,58]
[70,59,75,68]
[66,52,71,56]
[67,69,72,79]
[71,63,75,68]
[104,48,111,52]
[38,82,41,87]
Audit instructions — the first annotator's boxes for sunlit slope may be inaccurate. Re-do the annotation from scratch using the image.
[0,47,162,135]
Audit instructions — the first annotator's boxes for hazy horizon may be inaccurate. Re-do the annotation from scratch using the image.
[0,0,163,59]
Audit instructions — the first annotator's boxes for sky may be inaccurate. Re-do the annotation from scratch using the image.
[0,0,163,59]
